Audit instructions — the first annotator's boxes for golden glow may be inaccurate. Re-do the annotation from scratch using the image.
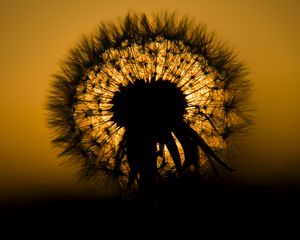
[73,36,243,184]
[1,1,300,198]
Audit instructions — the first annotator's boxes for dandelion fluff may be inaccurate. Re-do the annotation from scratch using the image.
[47,12,252,193]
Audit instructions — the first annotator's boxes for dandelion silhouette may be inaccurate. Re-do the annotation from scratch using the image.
[47,12,252,207]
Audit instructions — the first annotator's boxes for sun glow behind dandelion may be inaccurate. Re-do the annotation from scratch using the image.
[73,38,239,183]
[48,13,252,191]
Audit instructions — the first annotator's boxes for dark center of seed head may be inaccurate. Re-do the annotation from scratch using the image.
[111,79,187,135]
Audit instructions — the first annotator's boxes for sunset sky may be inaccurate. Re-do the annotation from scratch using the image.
[1,0,300,200]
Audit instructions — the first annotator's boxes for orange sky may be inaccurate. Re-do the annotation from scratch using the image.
[1,0,300,199]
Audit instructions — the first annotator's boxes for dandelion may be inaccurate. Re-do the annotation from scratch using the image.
[47,12,252,197]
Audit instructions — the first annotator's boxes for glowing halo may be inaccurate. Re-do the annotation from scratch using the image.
[47,13,252,191]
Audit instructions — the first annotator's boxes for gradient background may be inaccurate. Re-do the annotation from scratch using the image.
[0,0,299,203]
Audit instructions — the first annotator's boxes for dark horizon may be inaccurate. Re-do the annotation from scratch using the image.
[2,179,299,236]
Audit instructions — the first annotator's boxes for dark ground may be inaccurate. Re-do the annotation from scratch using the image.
[1,180,299,238]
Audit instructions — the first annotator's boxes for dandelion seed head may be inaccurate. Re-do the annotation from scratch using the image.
[47,12,252,190]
